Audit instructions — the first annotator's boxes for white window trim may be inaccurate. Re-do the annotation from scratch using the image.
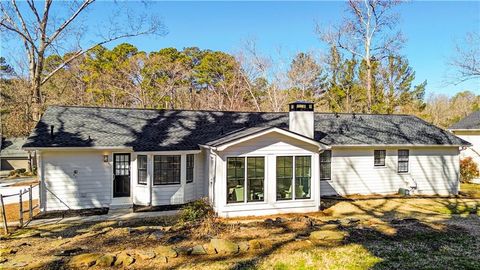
[225,155,267,205]
[276,155,313,201]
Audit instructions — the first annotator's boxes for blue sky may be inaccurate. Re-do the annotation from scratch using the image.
[2,1,479,96]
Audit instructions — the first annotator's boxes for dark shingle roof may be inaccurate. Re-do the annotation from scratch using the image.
[449,110,480,130]
[1,137,29,157]
[23,106,470,151]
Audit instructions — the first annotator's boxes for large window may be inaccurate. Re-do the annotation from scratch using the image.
[137,155,147,185]
[276,156,293,200]
[186,154,194,183]
[398,149,409,173]
[276,156,311,200]
[247,157,265,202]
[320,150,331,180]
[227,157,245,203]
[374,150,386,166]
[227,157,265,204]
[153,155,181,185]
[295,156,311,199]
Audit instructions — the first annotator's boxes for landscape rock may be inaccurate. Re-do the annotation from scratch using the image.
[175,247,192,255]
[155,246,178,258]
[54,247,83,256]
[115,252,135,266]
[40,232,53,237]
[95,254,115,267]
[191,245,207,255]
[264,218,274,225]
[248,239,272,250]
[68,253,102,268]
[203,243,217,255]
[309,230,347,242]
[238,242,249,252]
[0,248,17,256]
[166,234,187,244]
[210,239,239,254]
[274,217,286,224]
[147,231,165,240]
[136,250,156,260]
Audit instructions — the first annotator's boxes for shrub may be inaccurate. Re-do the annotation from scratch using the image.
[460,157,480,183]
[15,168,27,174]
[179,198,214,223]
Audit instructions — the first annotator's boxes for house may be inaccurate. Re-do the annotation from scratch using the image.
[1,137,31,173]
[23,102,470,217]
[449,110,480,183]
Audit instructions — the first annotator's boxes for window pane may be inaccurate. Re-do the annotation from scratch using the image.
[398,150,409,173]
[295,156,311,199]
[186,154,194,183]
[374,150,386,166]
[247,157,264,202]
[153,155,181,185]
[277,156,293,200]
[227,157,245,203]
[320,150,332,180]
[137,155,147,185]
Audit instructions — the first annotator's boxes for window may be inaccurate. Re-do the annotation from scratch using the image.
[276,156,293,200]
[186,154,194,183]
[295,156,311,199]
[276,156,311,200]
[398,149,409,173]
[374,150,386,166]
[320,150,332,180]
[247,157,265,202]
[227,157,245,203]
[137,155,147,185]
[153,155,181,185]
[227,157,265,204]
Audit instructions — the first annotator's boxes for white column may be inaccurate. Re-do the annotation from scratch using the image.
[180,154,187,204]
[148,154,153,206]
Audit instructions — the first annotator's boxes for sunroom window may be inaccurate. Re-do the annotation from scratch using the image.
[276,156,311,200]
[186,154,194,183]
[227,157,265,204]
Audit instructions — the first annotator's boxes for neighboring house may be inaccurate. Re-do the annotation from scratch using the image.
[449,110,480,182]
[0,137,30,172]
[23,102,470,217]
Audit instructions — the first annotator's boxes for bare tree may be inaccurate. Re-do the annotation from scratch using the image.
[0,0,165,121]
[448,32,480,84]
[319,0,403,111]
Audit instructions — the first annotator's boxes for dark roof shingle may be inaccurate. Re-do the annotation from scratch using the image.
[449,110,480,130]
[23,106,470,151]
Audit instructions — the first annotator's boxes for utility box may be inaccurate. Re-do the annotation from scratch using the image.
[398,188,410,196]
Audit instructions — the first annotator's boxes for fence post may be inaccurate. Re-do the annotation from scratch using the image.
[19,191,23,228]
[29,185,33,220]
[0,194,7,234]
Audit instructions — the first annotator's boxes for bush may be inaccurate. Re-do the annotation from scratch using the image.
[179,198,214,223]
[460,157,480,183]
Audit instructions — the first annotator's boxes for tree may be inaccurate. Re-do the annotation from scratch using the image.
[287,52,326,100]
[319,0,404,112]
[448,32,480,84]
[0,0,165,122]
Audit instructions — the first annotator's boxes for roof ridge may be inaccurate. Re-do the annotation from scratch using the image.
[48,105,414,117]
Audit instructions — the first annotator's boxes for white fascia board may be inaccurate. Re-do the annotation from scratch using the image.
[215,127,328,151]
[331,144,463,148]
[23,146,134,151]
[134,150,202,155]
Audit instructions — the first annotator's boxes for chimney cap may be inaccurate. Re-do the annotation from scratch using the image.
[289,101,314,112]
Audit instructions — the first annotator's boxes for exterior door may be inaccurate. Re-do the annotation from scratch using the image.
[113,153,131,197]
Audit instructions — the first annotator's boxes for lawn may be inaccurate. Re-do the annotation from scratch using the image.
[0,193,479,269]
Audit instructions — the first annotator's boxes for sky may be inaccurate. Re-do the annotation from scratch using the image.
[1,1,479,97]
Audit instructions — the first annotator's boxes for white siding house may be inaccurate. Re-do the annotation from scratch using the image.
[24,103,470,217]
[449,111,480,183]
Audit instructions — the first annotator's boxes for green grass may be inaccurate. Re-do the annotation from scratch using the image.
[461,182,480,198]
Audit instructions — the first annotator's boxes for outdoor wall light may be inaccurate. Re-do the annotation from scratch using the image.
[103,155,109,162]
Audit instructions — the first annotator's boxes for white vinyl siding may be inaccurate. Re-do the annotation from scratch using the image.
[320,146,460,196]
[41,151,112,211]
